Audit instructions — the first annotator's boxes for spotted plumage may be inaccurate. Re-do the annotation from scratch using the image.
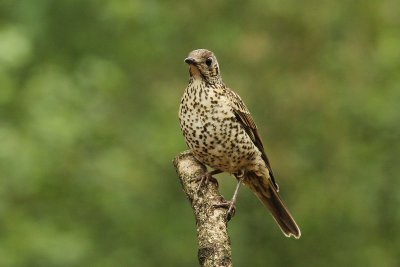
[179,49,301,238]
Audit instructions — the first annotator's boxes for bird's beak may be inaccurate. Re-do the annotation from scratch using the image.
[184,57,197,65]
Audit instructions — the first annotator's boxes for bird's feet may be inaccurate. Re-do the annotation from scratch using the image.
[191,169,222,194]
[214,175,244,221]
[214,200,236,221]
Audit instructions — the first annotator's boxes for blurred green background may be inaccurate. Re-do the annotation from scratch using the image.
[1,0,399,266]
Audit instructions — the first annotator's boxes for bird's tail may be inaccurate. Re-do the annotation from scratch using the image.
[246,172,301,239]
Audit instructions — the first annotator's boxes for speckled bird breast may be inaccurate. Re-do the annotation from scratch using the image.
[179,80,257,173]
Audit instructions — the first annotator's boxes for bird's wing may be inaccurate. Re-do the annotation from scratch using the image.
[225,88,279,190]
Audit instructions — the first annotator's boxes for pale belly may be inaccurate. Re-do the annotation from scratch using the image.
[179,91,259,173]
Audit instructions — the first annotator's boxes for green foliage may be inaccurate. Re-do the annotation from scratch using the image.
[0,0,399,266]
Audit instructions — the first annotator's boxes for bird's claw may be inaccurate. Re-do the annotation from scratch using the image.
[191,171,219,194]
[213,175,243,221]
[214,200,236,221]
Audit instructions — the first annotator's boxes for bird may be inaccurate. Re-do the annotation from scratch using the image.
[178,49,301,239]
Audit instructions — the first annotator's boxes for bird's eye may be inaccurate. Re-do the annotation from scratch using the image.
[205,58,213,67]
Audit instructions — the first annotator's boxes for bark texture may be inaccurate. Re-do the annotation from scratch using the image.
[173,150,232,267]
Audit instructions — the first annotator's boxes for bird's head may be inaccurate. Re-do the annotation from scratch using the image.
[184,49,221,83]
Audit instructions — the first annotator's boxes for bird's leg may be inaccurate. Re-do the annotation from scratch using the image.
[193,169,222,193]
[214,170,245,221]
[227,175,244,219]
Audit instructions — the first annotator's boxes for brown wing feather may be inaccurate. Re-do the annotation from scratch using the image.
[225,88,279,190]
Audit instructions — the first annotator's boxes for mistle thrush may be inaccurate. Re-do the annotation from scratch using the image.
[179,49,301,238]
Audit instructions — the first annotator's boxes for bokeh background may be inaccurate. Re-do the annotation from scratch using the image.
[1,0,399,266]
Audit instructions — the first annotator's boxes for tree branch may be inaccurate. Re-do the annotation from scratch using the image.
[173,150,233,267]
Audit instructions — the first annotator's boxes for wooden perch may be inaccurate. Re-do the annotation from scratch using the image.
[173,150,233,267]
